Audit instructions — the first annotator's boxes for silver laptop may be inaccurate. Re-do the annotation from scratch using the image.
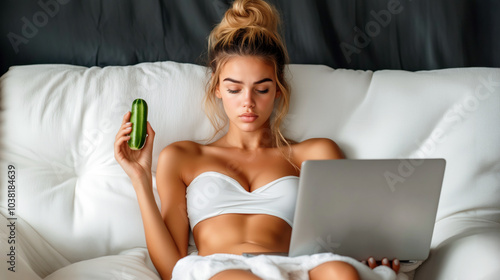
[288,159,446,261]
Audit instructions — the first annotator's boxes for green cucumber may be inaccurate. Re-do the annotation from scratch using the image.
[127,98,148,150]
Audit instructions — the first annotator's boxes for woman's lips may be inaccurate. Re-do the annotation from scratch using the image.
[239,113,258,122]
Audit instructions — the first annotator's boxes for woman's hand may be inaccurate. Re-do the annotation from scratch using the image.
[114,111,155,185]
[362,257,400,274]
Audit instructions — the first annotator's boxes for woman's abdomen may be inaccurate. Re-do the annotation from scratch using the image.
[193,213,292,256]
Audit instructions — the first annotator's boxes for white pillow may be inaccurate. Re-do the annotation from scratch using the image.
[44,248,159,280]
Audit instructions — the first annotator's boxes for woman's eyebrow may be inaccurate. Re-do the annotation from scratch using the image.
[254,78,273,84]
[222,78,273,84]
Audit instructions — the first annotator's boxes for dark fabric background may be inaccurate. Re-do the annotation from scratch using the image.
[1,0,499,75]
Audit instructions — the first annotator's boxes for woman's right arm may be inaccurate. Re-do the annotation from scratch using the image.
[131,171,186,279]
[150,143,191,277]
[114,112,189,279]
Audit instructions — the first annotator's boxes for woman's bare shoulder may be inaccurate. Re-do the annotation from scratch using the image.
[158,140,203,168]
[292,138,345,162]
[162,140,203,153]
[157,141,206,188]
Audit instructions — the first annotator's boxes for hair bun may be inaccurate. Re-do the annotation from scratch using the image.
[222,0,279,35]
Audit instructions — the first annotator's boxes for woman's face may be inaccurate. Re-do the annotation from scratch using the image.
[216,55,280,132]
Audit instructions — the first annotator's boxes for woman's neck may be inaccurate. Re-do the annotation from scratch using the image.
[220,126,274,151]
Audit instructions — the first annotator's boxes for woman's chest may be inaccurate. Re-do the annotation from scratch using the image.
[187,148,299,192]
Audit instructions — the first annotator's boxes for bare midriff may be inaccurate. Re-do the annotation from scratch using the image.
[193,213,292,256]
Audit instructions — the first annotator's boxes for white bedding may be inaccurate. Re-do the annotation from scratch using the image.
[0,211,160,280]
[1,62,499,279]
[172,252,422,280]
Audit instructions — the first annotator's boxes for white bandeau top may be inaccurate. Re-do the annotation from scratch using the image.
[186,171,299,230]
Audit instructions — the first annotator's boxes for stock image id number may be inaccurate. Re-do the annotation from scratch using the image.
[7,164,16,215]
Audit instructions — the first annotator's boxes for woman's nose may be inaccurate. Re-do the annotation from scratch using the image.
[242,90,255,108]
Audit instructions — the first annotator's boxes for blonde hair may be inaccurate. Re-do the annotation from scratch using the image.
[203,0,297,170]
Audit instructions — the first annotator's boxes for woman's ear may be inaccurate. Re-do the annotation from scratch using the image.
[215,84,221,98]
[275,86,281,99]
[213,73,222,99]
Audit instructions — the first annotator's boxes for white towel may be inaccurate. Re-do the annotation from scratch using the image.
[172,252,416,280]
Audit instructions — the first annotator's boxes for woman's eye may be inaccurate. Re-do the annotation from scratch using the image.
[227,89,240,94]
[257,89,269,94]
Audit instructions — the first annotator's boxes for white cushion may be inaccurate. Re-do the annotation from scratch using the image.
[43,248,160,280]
[0,61,499,278]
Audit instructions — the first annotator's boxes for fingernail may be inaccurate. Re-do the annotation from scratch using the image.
[382,258,389,265]
[368,257,375,264]
[126,122,131,125]
[393,259,399,265]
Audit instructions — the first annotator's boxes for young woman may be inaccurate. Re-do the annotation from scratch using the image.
[114,0,400,279]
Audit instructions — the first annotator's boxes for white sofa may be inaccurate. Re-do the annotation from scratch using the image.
[1,61,499,280]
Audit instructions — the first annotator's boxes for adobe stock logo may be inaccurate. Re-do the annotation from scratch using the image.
[7,0,71,54]
[340,0,410,63]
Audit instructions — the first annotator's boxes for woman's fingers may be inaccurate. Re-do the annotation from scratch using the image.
[144,121,155,151]
[115,112,132,140]
[114,134,130,160]
[115,123,132,144]
[114,112,133,160]
[392,259,400,274]
[363,257,400,274]
[367,257,376,269]
[146,121,155,144]
[147,121,154,136]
